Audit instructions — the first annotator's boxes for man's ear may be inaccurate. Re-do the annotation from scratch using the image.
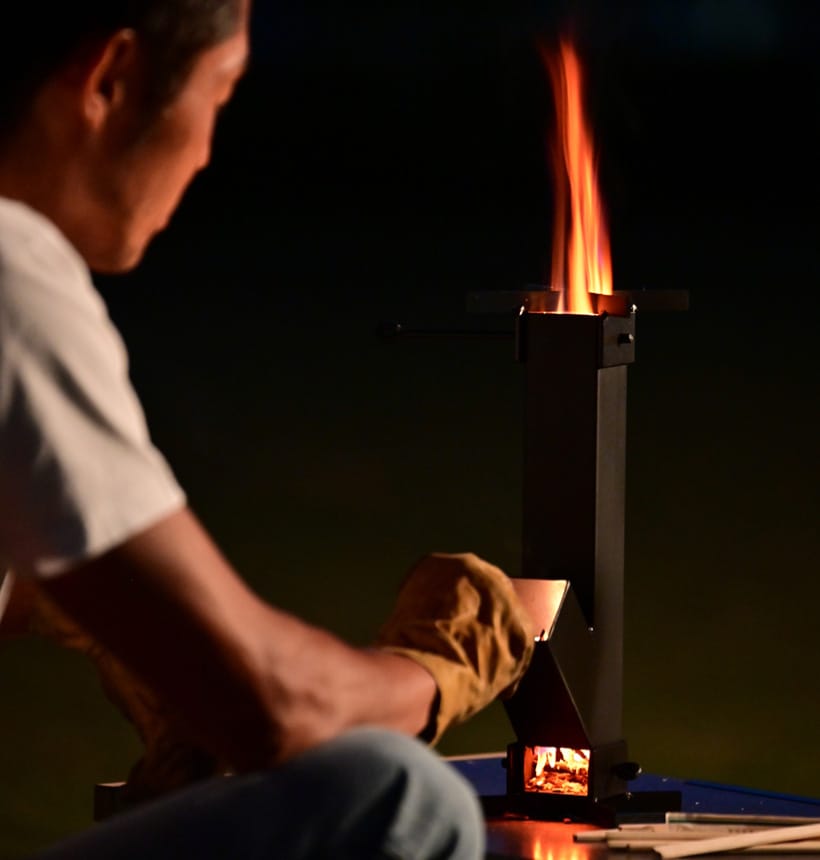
[77,29,141,131]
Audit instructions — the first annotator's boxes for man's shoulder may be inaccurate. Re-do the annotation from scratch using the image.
[0,195,88,281]
[0,195,65,250]
[0,196,102,329]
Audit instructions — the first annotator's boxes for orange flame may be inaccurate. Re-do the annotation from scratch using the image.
[542,41,612,314]
[527,745,590,795]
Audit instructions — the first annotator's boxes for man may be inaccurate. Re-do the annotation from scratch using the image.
[0,2,533,857]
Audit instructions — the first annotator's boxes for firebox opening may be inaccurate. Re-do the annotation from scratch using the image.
[523,745,590,796]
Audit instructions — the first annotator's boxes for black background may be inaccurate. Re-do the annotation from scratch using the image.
[1,2,819,854]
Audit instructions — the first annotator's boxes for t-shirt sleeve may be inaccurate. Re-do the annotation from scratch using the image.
[0,247,186,579]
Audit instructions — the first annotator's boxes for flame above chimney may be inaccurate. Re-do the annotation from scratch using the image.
[541,41,612,315]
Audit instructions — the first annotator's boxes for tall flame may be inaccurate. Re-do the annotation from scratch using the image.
[542,41,612,314]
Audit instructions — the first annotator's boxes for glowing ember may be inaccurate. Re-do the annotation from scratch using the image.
[541,41,612,315]
[526,745,590,796]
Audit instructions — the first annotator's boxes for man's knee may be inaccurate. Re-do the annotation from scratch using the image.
[302,727,484,859]
[33,729,484,860]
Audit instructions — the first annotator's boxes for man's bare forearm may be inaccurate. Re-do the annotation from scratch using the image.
[40,507,436,771]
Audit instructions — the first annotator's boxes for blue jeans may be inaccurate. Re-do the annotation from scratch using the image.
[32,728,484,859]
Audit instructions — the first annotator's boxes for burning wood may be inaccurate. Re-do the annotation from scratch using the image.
[525,746,590,797]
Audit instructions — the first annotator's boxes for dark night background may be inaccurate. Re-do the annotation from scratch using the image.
[2,1,819,854]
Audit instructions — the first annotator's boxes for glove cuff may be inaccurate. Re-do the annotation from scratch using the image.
[378,645,495,745]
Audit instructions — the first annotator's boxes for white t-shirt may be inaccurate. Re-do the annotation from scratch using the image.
[0,196,185,590]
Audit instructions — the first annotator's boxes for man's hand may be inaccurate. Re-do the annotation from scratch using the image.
[38,507,438,774]
[34,513,528,788]
[374,552,535,744]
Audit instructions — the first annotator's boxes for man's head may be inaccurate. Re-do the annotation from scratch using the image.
[0,0,250,272]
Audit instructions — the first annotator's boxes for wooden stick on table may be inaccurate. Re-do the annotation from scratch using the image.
[656,821,820,858]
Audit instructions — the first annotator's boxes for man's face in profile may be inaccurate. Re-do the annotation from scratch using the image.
[85,4,250,273]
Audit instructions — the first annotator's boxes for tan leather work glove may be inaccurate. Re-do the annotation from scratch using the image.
[27,583,221,804]
[374,552,534,745]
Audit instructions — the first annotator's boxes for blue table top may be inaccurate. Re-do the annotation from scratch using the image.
[448,754,820,819]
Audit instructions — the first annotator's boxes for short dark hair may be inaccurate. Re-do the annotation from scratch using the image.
[0,1,243,143]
